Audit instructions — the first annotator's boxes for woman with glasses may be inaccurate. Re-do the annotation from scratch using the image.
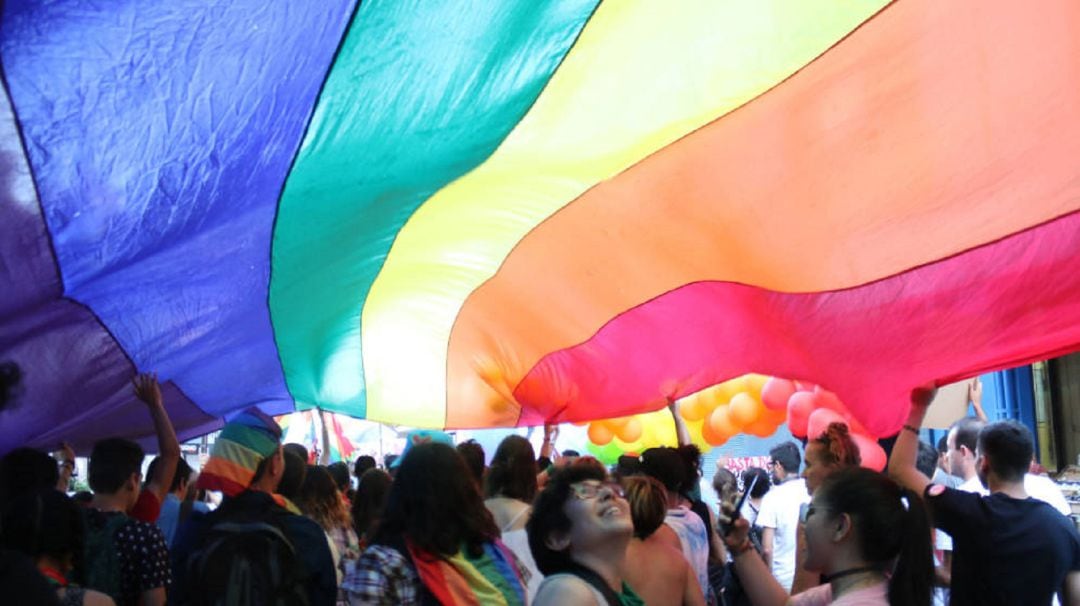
[527,462,644,605]
[721,467,933,606]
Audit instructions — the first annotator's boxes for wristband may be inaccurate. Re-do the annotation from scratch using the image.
[730,539,754,557]
[902,424,920,435]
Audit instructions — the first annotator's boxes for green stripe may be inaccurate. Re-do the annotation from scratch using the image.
[269,0,600,417]
[218,423,279,457]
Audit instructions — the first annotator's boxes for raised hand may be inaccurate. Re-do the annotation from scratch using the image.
[133,372,163,407]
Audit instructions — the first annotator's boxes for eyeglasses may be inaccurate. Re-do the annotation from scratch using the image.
[570,481,625,500]
[799,504,831,524]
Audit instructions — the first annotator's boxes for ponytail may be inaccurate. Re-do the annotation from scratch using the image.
[816,468,934,606]
[888,488,934,606]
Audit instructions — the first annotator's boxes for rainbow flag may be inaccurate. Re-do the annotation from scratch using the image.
[407,540,526,606]
[3,0,1080,452]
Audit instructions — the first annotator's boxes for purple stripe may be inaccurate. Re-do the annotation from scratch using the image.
[0,76,216,454]
[0,1,355,422]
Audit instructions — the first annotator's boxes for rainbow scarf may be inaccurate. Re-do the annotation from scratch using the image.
[406,539,526,606]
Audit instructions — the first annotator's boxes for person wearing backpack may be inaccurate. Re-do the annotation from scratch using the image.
[170,408,336,606]
[79,437,170,606]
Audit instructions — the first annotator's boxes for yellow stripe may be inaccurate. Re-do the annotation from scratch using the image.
[361,0,889,426]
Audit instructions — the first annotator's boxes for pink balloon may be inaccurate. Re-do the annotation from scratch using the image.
[851,433,887,472]
[794,380,817,392]
[761,378,797,411]
[787,391,816,438]
[813,388,847,414]
[806,408,847,440]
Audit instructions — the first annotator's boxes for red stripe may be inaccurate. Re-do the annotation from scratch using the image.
[513,211,1080,436]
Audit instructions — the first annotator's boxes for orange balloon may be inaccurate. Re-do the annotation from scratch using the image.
[762,407,789,425]
[679,395,708,422]
[744,374,770,398]
[744,417,778,438]
[709,405,743,436]
[607,416,630,429]
[701,416,730,446]
[616,418,643,443]
[588,423,614,446]
[729,392,762,426]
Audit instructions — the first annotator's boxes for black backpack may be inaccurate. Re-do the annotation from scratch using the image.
[185,503,310,606]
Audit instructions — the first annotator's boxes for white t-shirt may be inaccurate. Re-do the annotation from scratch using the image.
[953,473,1069,514]
[756,477,810,591]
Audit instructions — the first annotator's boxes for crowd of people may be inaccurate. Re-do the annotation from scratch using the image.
[2,362,1080,605]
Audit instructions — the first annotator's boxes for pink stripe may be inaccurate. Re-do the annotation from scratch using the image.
[513,211,1080,437]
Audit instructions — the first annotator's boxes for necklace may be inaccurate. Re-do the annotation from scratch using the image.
[821,565,879,584]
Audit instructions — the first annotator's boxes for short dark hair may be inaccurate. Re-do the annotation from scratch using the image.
[277,450,307,500]
[977,421,1033,483]
[769,441,801,475]
[371,443,497,558]
[561,450,580,458]
[741,468,771,499]
[527,463,607,575]
[485,435,536,502]
[676,445,703,494]
[614,455,642,480]
[640,447,687,493]
[327,461,351,492]
[353,455,376,478]
[936,435,948,454]
[950,417,985,453]
[89,438,144,494]
[283,443,309,464]
[916,441,938,478]
[0,448,59,508]
[146,456,194,493]
[457,440,486,489]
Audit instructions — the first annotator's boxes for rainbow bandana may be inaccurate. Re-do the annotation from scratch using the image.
[406,539,526,606]
[197,407,282,497]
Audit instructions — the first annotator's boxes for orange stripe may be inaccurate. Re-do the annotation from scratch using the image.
[200,456,256,489]
[445,0,1080,426]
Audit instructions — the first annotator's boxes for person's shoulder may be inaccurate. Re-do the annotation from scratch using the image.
[118,515,167,542]
[82,588,118,606]
[280,511,332,546]
[790,583,832,606]
[534,574,601,606]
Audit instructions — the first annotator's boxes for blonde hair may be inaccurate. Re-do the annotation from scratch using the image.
[622,476,668,539]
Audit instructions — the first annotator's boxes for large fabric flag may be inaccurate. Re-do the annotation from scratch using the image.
[2,0,1079,453]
